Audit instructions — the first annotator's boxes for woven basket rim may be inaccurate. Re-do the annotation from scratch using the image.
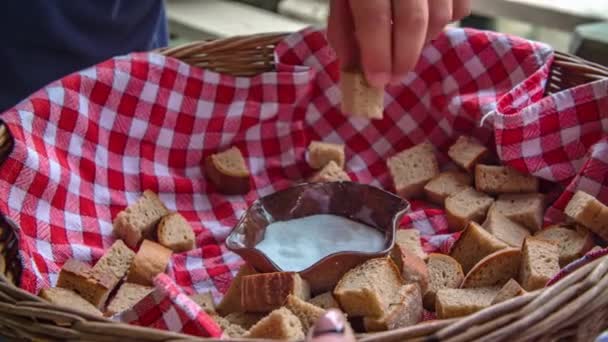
[0,31,608,341]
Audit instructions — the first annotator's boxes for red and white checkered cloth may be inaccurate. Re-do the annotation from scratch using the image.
[0,27,606,337]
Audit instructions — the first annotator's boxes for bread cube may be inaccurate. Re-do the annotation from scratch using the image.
[519,237,560,291]
[241,272,310,312]
[92,240,135,280]
[461,248,521,288]
[216,264,258,316]
[387,142,439,198]
[390,244,429,293]
[448,136,489,172]
[285,295,325,335]
[106,283,154,316]
[57,259,118,309]
[423,253,464,310]
[482,207,530,248]
[189,291,216,314]
[309,160,351,183]
[445,187,494,231]
[435,287,501,319]
[308,292,341,310]
[205,146,251,195]
[494,193,545,232]
[564,190,608,240]
[475,165,539,194]
[450,222,508,274]
[39,287,102,316]
[395,229,428,261]
[364,284,422,332]
[534,225,594,267]
[126,240,172,286]
[157,212,196,253]
[307,141,345,169]
[113,190,170,248]
[424,171,472,205]
[243,307,305,340]
[491,279,526,305]
[340,70,384,119]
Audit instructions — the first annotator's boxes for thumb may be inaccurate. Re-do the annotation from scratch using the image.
[307,309,355,342]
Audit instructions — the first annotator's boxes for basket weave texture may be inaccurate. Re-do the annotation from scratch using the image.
[0,31,608,341]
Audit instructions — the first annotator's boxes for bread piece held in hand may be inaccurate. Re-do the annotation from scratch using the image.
[241,272,310,312]
[244,307,305,341]
[364,284,422,332]
[450,222,508,274]
[340,70,384,119]
[435,287,500,319]
[106,283,154,316]
[309,160,351,183]
[519,237,560,291]
[423,253,464,310]
[39,287,103,316]
[482,208,530,248]
[448,136,489,173]
[461,248,521,288]
[534,225,593,267]
[307,141,345,169]
[334,257,403,317]
[564,190,608,240]
[127,240,172,286]
[205,146,250,195]
[445,187,494,231]
[387,142,439,199]
[157,213,195,253]
[57,259,118,309]
[424,171,472,205]
[113,190,169,248]
[494,193,545,232]
[491,279,526,305]
[475,165,539,194]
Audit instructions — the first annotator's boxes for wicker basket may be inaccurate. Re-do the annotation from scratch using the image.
[1,32,608,342]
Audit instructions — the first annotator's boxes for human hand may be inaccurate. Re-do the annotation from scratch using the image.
[327,0,471,88]
[306,309,355,342]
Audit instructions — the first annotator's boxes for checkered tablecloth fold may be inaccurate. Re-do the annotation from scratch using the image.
[0,27,606,336]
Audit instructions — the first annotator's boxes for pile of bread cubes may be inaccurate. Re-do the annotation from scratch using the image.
[37,131,608,340]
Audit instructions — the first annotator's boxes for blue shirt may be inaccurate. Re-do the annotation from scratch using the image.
[0,1,168,112]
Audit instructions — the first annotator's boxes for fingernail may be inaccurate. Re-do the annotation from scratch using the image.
[312,309,346,337]
[366,72,391,88]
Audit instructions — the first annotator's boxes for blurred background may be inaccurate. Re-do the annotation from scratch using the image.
[166,0,608,65]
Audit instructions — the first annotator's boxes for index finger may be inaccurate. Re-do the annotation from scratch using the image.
[391,0,428,83]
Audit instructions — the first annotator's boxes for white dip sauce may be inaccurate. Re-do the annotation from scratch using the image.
[255,214,385,272]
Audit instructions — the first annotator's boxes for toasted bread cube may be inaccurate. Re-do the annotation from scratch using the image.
[113,190,170,248]
[213,315,247,338]
[519,237,560,291]
[363,284,422,332]
[224,312,264,330]
[57,259,118,309]
[309,160,351,183]
[482,207,531,248]
[534,225,594,267]
[340,70,384,119]
[395,229,428,261]
[494,193,545,232]
[106,283,154,316]
[39,287,103,316]
[205,146,251,195]
[435,287,500,319]
[157,212,196,253]
[475,165,539,194]
[285,295,326,334]
[423,253,464,310]
[308,141,345,169]
[308,292,341,310]
[217,264,258,316]
[244,307,305,340]
[387,142,439,198]
[445,187,494,231]
[450,222,508,274]
[491,279,526,305]
[448,136,489,172]
[189,291,216,314]
[390,244,429,293]
[241,272,310,312]
[424,171,472,205]
[564,191,608,240]
[126,240,172,286]
[334,257,403,317]
[461,248,521,288]
[92,240,135,280]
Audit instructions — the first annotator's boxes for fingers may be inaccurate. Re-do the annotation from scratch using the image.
[426,0,453,44]
[391,0,428,82]
[307,310,355,342]
[327,0,358,69]
[349,0,393,87]
[452,0,472,21]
